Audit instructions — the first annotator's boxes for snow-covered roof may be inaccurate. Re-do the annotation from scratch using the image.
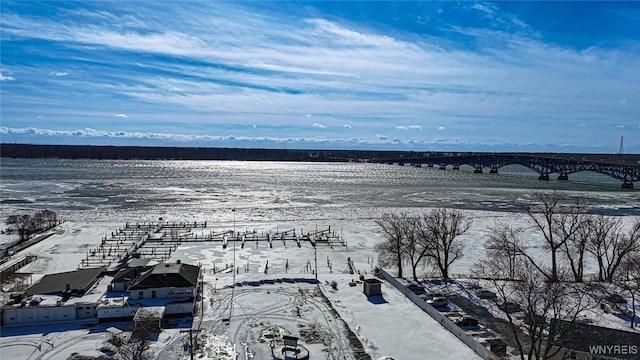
[133,306,165,321]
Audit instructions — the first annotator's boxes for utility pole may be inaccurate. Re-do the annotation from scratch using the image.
[314,242,318,280]
[229,208,236,322]
[180,328,202,360]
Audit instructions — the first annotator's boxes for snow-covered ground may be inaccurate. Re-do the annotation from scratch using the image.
[1,217,484,360]
[1,210,638,359]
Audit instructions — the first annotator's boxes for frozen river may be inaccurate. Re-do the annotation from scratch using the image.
[1,158,639,360]
[2,158,638,224]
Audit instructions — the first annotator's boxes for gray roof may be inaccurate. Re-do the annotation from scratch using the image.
[552,319,640,359]
[128,262,200,290]
[128,258,153,268]
[112,266,150,283]
[26,267,104,296]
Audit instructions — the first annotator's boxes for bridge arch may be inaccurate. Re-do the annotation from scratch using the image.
[382,153,640,189]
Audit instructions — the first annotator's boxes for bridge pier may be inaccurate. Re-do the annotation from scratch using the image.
[452,164,460,170]
[427,163,434,168]
[621,181,634,189]
[473,166,483,174]
[538,173,550,181]
[557,172,569,181]
[439,164,446,170]
[489,165,499,174]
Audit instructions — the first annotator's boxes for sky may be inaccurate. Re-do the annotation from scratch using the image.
[1,1,639,153]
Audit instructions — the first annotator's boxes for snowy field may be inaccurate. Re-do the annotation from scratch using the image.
[2,211,639,359]
[0,217,489,360]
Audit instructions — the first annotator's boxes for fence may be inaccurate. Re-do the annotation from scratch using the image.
[378,268,494,359]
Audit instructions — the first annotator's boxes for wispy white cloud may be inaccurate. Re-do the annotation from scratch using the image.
[115,113,128,118]
[343,124,352,129]
[0,125,629,152]
[396,125,422,130]
[0,72,15,81]
[49,71,69,77]
[305,18,408,49]
[0,2,638,151]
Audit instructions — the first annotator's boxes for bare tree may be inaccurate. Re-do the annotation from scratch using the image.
[476,258,596,360]
[485,223,524,280]
[5,210,59,243]
[117,327,152,360]
[402,216,431,281]
[560,212,591,282]
[374,212,408,278]
[586,216,640,282]
[523,191,589,282]
[616,253,640,328]
[418,208,471,279]
[35,209,58,229]
[6,214,35,242]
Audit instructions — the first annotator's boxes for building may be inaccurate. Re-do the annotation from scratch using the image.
[98,260,201,321]
[133,306,165,331]
[110,259,154,292]
[1,267,108,326]
[2,260,201,326]
[128,260,200,302]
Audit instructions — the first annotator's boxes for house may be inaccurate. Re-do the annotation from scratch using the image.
[98,260,201,321]
[127,260,200,302]
[1,267,108,326]
[110,259,153,292]
[25,266,104,297]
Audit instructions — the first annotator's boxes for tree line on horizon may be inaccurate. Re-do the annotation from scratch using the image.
[0,143,423,161]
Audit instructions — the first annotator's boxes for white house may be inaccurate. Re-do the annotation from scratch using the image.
[127,260,200,301]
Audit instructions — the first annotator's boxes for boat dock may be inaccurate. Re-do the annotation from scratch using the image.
[80,221,345,268]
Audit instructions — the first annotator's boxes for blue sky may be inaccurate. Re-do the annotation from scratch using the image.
[1,1,639,152]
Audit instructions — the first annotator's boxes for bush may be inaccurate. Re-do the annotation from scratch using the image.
[330,280,338,290]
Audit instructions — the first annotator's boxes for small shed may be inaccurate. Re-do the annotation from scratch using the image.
[133,306,165,332]
[363,278,382,297]
[106,327,124,344]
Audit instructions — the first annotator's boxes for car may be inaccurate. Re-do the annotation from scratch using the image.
[427,297,449,308]
[419,292,444,301]
[477,290,497,300]
[454,316,479,329]
[499,301,522,314]
[407,284,427,295]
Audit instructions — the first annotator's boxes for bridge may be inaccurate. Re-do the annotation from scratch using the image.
[375,153,640,189]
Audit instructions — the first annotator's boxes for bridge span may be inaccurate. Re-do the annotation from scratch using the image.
[376,153,640,189]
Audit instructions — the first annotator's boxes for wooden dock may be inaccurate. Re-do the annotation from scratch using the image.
[80,221,345,269]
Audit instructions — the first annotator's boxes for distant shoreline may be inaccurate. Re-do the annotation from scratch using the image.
[2,143,639,163]
[0,143,414,161]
